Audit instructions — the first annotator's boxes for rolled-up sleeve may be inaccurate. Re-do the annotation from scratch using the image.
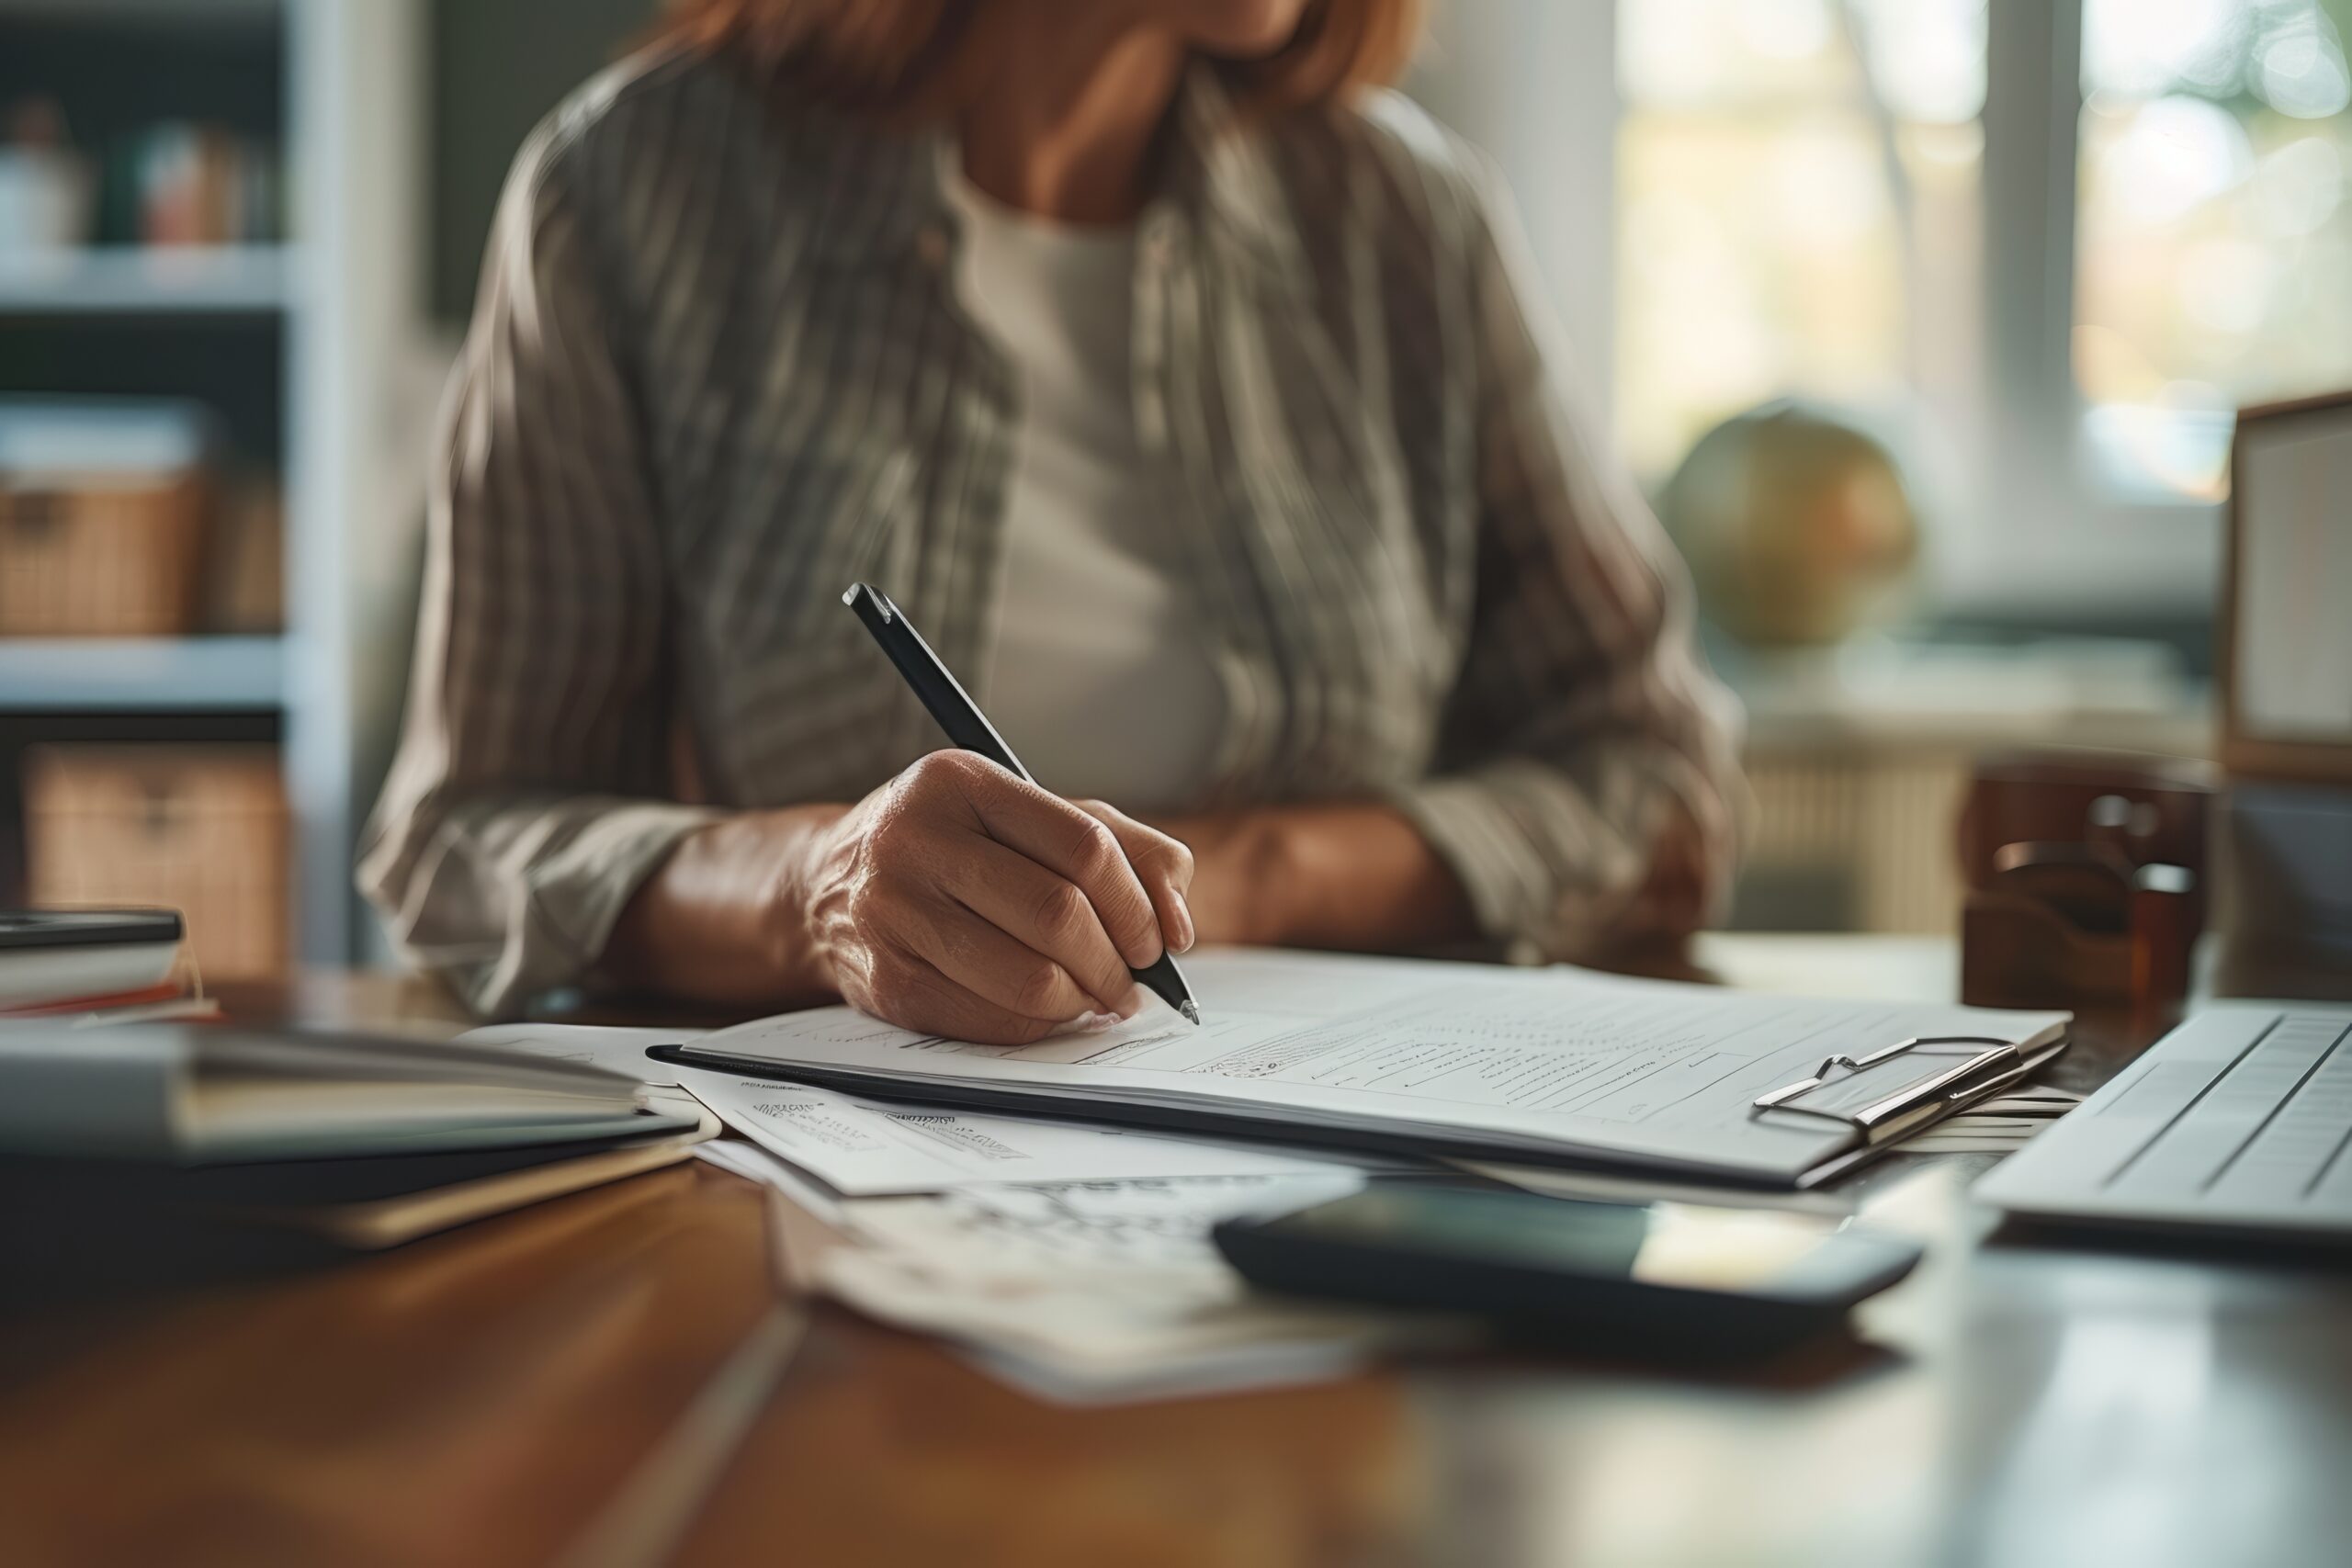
[357,124,714,1016]
[1391,165,1746,958]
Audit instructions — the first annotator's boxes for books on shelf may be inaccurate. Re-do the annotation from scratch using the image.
[1,96,283,256]
[104,121,284,249]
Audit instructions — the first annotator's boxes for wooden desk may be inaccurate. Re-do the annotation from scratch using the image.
[4,939,2347,1568]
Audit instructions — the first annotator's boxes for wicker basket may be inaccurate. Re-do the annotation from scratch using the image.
[24,745,291,981]
[0,473,209,637]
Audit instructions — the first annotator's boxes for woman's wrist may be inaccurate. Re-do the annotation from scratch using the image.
[754,805,854,999]
[605,804,851,1006]
[1160,803,1475,953]
[1148,810,1285,947]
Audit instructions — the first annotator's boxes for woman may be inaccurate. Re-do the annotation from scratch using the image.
[360,0,1742,1040]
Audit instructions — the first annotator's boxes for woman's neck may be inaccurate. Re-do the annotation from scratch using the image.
[956,7,1189,225]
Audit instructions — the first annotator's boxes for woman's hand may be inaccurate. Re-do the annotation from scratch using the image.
[791,751,1195,1044]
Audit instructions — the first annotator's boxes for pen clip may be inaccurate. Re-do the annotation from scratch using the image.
[846,582,899,624]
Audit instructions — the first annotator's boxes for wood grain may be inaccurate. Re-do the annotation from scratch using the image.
[5,956,2349,1568]
[672,1307,1425,1568]
[0,1164,774,1568]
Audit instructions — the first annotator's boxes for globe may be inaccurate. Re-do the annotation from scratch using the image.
[1656,399,1922,648]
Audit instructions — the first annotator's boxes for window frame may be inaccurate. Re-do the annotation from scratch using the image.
[1972,0,2221,614]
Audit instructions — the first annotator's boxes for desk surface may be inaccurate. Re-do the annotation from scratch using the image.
[3,937,2347,1568]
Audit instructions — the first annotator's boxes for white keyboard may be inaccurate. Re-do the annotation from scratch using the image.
[1976,1003,2352,1239]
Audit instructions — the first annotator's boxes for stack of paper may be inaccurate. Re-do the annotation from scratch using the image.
[671,1065,1358,1194]
[458,944,2077,1403]
[460,1022,1419,1403]
[806,1176,1434,1404]
[1889,1084,2081,1155]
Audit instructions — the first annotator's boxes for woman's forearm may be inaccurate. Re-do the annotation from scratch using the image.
[1160,803,1478,953]
[608,799,1471,1006]
[610,792,1711,1007]
[1166,799,1714,964]
[603,804,849,1008]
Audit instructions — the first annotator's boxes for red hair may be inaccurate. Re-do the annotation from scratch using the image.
[655,0,1422,118]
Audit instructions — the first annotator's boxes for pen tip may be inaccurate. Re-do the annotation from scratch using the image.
[1179,1000,1201,1026]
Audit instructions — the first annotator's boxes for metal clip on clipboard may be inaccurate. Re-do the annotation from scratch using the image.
[1750,1035,2037,1150]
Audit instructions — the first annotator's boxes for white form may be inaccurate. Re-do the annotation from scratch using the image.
[672,1065,1363,1196]
[677,949,2070,1185]
[820,1174,1407,1403]
[847,1174,1367,1277]
[458,1024,702,1087]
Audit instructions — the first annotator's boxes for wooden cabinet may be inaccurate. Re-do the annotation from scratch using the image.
[24,745,290,981]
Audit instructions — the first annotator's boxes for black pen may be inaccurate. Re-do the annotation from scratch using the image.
[842,581,1202,1026]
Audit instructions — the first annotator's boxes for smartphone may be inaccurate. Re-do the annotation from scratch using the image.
[1212,1183,1923,1358]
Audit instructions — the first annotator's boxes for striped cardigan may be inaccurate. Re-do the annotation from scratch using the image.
[360,47,1743,1016]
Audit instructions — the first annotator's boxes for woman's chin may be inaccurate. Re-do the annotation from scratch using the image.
[1178,0,1314,60]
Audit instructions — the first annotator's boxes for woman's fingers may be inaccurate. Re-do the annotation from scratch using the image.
[939,760,1168,969]
[1071,799,1197,954]
[896,882,1118,1023]
[835,752,1202,1043]
[933,835,1143,1017]
[857,939,1067,1047]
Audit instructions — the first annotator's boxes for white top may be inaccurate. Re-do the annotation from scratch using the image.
[944,161,1226,812]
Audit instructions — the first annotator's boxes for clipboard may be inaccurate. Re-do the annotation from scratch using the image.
[1752,1033,2070,1186]
[650,1023,2069,1191]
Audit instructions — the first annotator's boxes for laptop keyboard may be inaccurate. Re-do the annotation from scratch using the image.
[2107,1011,2352,1213]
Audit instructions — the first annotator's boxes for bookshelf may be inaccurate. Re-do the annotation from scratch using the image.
[0,637,283,711]
[0,245,297,314]
[0,0,430,964]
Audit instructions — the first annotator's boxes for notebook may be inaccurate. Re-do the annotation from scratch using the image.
[253,1123,716,1247]
[0,1023,701,1163]
[0,909,185,1011]
[655,949,2071,1189]
[3,1111,717,1256]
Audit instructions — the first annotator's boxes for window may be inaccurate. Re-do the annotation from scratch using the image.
[2077,0,2352,501]
[1606,0,2352,606]
[1616,0,1988,485]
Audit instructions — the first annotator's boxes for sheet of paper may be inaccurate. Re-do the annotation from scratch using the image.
[1891,1110,2062,1155]
[458,1024,703,1088]
[845,1172,1368,1274]
[673,1065,1363,1196]
[695,1137,851,1224]
[820,1240,1384,1404]
[679,948,2071,1183]
[815,1174,1433,1403]
[1896,1135,2040,1155]
[1967,1091,2080,1118]
[1459,1160,1857,1215]
[1917,1116,2052,1135]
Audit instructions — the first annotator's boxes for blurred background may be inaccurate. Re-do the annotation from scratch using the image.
[1,0,2335,978]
